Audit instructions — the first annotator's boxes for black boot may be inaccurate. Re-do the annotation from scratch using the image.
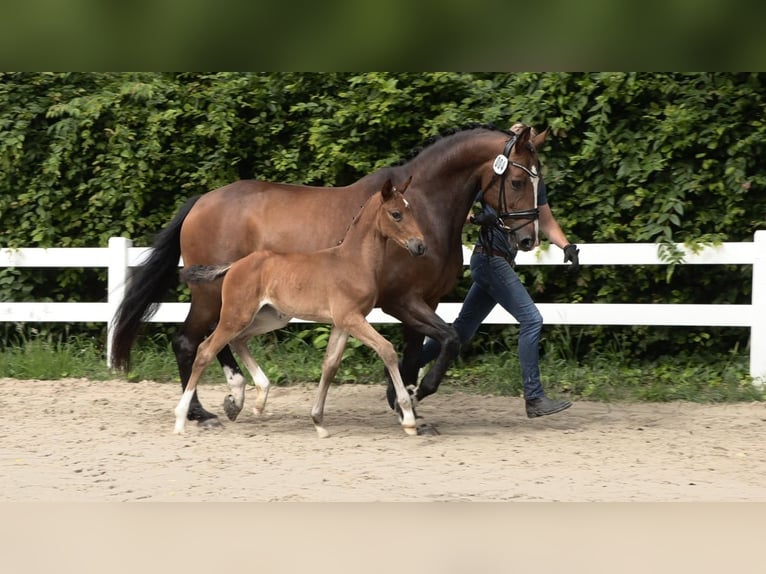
[525,396,572,418]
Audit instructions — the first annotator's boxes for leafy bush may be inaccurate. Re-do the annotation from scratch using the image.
[1,73,764,361]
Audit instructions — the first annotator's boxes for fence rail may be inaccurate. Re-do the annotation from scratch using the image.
[2,231,764,383]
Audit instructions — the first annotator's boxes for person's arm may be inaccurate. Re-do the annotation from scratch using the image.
[538,203,579,266]
[538,203,569,249]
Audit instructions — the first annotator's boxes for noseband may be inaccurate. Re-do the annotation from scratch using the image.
[480,133,540,235]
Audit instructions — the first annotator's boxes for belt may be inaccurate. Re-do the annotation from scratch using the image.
[473,245,514,263]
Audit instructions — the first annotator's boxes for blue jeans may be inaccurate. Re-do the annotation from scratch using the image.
[420,252,545,400]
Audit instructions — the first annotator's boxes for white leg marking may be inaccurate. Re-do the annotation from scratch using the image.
[174,390,195,434]
[223,365,246,409]
[251,364,271,415]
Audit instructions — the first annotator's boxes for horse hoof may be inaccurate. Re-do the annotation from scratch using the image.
[197,416,223,429]
[223,395,243,421]
[416,423,440,436]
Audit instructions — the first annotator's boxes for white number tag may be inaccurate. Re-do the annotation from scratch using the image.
[493,154,508,175]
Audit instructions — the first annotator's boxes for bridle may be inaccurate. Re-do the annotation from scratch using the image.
[478,132,541,239]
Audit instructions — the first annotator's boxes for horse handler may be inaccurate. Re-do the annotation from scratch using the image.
[417,123,578,418]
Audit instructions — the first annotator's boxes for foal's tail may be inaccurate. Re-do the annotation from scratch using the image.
[180,264,231,283]
[110,195,203,371]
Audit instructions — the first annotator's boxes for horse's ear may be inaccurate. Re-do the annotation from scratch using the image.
[532,127,548,150]
[515,125,532,149]
[381,178,394,200]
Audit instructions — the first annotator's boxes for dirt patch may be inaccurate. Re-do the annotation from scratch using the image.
[1,377,764,501]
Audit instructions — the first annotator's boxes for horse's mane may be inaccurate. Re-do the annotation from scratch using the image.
[393,123,513,167]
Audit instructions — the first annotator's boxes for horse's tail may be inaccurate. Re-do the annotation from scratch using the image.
[180,264,231,284]
[110,195,203,371]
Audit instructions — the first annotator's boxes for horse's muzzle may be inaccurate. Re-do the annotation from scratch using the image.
[517,235,535,252]
[407,238,427,257]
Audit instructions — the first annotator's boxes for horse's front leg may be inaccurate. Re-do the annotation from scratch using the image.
[385,300,459,407]
[398,325,426,389]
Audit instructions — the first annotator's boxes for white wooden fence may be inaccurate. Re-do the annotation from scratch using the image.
[1,231,764,383]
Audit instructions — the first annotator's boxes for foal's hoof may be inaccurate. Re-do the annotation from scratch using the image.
[223,394,243,421]
[416,422,440,436]
[197,416,223,429]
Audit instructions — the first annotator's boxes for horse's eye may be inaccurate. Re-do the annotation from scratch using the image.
[391,211,402,221]
[511,179,523,190]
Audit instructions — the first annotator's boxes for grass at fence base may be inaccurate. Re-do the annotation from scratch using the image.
[0,333,762,403]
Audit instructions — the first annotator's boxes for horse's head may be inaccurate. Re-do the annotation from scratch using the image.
[379,176,427,257]
[488,124,547,252]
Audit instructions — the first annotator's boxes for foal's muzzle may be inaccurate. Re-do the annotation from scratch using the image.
[407,238,427,257]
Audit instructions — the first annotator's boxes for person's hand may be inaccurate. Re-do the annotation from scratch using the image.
[469,211,497,226]
[563,243,580,269]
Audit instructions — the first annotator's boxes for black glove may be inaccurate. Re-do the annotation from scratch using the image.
[470,211,498,226]
[563,243,580,269]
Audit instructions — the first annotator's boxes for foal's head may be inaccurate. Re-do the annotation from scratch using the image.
[495,123,547,252]
[377,177,426,257]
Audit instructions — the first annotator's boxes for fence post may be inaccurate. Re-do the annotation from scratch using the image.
[106,237,132,368]
[751,230,766,386]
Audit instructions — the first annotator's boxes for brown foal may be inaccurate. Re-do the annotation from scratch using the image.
[174,178,426,437]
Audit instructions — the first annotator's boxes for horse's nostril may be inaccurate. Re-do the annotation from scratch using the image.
[519,237,534,251]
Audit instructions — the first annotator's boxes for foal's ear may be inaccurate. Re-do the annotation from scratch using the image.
[381,178,394,200]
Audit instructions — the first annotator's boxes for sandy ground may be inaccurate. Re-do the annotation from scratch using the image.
[1,377,764,501]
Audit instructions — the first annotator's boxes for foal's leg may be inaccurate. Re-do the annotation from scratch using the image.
[174,295,257,433]
[311,327,349,438]
[173,310,221,427]
[217,345,249,416]
[177,297,255,426]
[228,338,271,419]
[345,319,417,436]
[174,328,233,434]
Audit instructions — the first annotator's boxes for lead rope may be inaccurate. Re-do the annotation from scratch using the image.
[336,203,365,246]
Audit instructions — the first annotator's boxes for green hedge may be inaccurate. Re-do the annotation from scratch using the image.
[1,73,764,358]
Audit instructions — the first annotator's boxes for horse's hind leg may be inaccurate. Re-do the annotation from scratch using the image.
[311,328,349,438]
[227,338,271,420]
[174,330,230,434]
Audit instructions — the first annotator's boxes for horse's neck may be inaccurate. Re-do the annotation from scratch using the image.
[407,134,500,240]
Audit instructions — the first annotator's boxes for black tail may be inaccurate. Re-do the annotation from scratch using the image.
[110,195,203,371]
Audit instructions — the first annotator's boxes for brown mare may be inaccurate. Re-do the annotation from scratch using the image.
[111,124,546,433]
[174,178,424,436]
